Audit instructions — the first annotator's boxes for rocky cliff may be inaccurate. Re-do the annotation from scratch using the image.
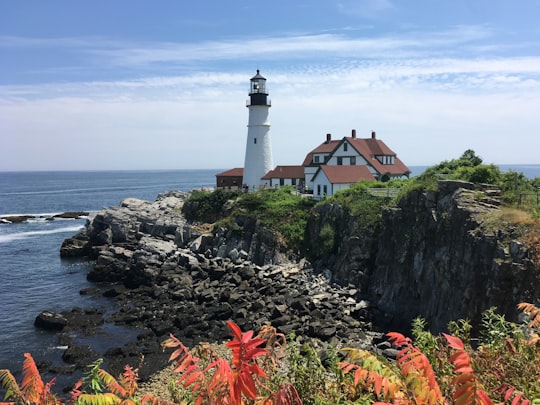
[57,181,540,380]
[307,180,540,332]
[58,190,379,383]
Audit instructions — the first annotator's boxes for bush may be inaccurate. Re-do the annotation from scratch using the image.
[1,305,539,404]
[182,189,242,223]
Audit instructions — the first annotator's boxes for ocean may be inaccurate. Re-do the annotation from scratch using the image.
[0,165,538,379]
[0,170,216,377]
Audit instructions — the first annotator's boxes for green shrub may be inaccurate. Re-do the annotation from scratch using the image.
[182,189,241,222]
[319,224,335,256]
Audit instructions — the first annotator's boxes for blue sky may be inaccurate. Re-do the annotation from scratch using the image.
[2,0,540,171]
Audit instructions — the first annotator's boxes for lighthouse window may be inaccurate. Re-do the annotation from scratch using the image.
[254,138,257,144]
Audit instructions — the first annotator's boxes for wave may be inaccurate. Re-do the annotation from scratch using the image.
[0,225,84,244]
[1,212,94,220]
[0,182,186,197]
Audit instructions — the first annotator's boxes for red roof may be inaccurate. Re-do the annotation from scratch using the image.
[216,168,244,177]
[302,132,410,176]
[262,165,304,179]
[316,165,375,183]
[345,137,410,175]
[302,140,340,165]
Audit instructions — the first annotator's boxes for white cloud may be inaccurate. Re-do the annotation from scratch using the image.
[1,26,539,170]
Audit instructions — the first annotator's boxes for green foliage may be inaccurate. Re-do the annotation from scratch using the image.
[182,189,242,223]
[318,224,335,256]
[235,187,316,251]
[323,181,385,229]
[285,340,348,405]
[410,318,440,364]
[184,187,315,252]
[81,358,106,395]
[398,149,540,215]
[2,304,540,404]
[447,318,473,345]
[480,307,522,349]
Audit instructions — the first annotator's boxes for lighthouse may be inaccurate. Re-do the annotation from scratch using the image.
[243,70,273,191]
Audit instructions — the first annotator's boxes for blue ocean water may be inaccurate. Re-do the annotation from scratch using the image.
[0,170,217,375]
[0,165,538,378]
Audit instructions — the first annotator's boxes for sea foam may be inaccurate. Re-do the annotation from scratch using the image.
[0,225,84,244]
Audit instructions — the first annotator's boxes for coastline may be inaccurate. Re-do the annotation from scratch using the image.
[30,191,382,391]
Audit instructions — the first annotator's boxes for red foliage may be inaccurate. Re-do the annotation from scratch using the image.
[444,333,493,405]
[162,320,289,404]
[387,332,443,404]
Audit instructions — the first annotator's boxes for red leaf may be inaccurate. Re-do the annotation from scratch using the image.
[478,389,494,405]
[444,333,465,350]
[226,320,243,340]
[512,393,523,405]
[505,387,516,402]
[238,369,258,400]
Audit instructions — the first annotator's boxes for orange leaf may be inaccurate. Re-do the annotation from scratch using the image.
[505,387,516,402]
[444,333,465,350]
[512,393,524,405]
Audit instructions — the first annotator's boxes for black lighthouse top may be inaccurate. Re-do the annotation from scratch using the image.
[248,70,271,106]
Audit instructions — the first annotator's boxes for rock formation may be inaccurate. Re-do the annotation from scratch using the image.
[307,180,540,332]
[55,181,540,384]
[58,190,379,383]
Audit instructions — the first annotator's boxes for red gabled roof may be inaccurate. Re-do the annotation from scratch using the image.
[216,168,244,177]
[262,165,304,179]
[346,137,410,175]
[302,140,340,165]
[316,165,375,184]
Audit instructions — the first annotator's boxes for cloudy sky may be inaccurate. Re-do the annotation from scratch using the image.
[1,0,540,171]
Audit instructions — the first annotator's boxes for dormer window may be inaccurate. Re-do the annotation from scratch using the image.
[376,155,396,165]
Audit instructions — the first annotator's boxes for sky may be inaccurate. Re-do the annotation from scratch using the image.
[1,0,540,171]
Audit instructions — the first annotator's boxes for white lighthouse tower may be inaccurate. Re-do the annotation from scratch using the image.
[243,70,273,191]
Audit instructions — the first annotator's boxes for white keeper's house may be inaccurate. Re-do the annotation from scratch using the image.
[216,70,411,198]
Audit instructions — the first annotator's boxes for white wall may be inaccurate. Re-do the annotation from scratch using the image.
[312,171,332,200]
[243,105,273,190]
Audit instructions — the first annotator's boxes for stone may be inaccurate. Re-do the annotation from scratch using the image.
[62,345,99,364]
[34,311,68,331]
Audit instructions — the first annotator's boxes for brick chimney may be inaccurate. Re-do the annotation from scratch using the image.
[351,129,356,138]
[371,131,376,139]
[326,133,331,143]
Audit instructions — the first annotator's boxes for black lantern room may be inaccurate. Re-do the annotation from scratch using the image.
[248,70,270,106]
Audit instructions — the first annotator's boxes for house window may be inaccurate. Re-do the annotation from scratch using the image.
[254,138,257,144]
[323,185,328,196]
[221,178,225,184]
[292,178,296,186]
[317,184,321,195]
[344,143,348,152]
[314,155,320,163]
[337,157,343,165]
[350,156,356,165]
[280,178,284,186]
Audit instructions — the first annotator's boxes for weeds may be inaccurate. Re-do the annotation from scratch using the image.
[1,304,539,404]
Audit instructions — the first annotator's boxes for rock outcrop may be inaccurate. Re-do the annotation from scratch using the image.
[55,180,540,385]
[58,190,379,383]
[307,180,540,332]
